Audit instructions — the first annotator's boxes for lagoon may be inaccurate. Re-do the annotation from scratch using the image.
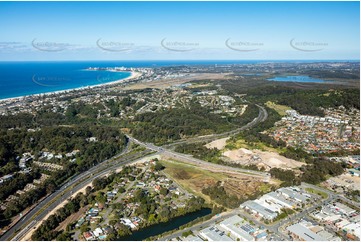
[268,75,326,83]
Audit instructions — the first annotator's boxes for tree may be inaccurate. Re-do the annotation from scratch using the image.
[85,186,92,195]
[154,161,164,171]
[117,223,131,237]
[56,232,72,241]
[80,224,89,233]
[160,187,168,196]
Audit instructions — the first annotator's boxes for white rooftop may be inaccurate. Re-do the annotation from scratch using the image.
[287,223,326,241]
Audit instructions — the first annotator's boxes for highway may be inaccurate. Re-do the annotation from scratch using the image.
[1,147,156,241]
[129,136,270,179]
[2,104,268,241]
[163,104,268,148]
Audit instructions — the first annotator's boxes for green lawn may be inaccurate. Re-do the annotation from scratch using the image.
[305,187,328,199]
[265,101,292,116]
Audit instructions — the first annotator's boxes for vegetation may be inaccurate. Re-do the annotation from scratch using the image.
[201,181,268,209]
[220,79,359,117]
[269,160,345,185]
[274,208,295,221]
[202,182,241,208]
[131,102,259,145]
[32,192,90,241]
[0,102,128,223]
[32,161,212,241]
[269,168,298,187]
[305,187,328,199]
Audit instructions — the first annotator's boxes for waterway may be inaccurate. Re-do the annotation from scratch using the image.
[267,75,327,83]
[119,208,212,241]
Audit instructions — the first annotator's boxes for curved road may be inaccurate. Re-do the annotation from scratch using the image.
[164,104,268,147]
[1,148,155,241]
[2,105,268,241]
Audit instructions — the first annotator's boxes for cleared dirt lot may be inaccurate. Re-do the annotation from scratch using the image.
[322,172,360,191]
[205,137,229,150]
[222,147,304,171]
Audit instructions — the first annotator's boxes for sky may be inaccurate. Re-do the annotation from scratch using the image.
[0,1,359,61]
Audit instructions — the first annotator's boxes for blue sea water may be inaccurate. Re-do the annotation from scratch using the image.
[0,60,256,99]
[0,60,355,99]
[0,61,134,99]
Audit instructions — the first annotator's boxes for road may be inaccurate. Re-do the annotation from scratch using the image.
[300,182,359,208]
[163,104,268,148]
[1,147,156,241]
[161,182,359,241]
[3,104,268,241]
[129,136,270,180]
[160,211,238,241]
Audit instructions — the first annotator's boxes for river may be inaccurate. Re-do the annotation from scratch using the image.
[119,208,212,241]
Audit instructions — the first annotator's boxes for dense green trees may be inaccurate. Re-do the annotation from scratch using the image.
[269,168,298,187]
[269,160,345,185]
[202,182,241,209]
[131,102,259,145]
[0,170,41,201]
[31,192,90,241]
[175,143,222,164]
[300,160,345,184]
[0,114,127,223]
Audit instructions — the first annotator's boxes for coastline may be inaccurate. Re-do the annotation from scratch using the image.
[0,71,141,103]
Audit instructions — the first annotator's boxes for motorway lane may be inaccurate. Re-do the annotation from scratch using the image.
[2,148,154,241]
[129,136,269,179]
[3,104,268,241]
[163,104,268,147]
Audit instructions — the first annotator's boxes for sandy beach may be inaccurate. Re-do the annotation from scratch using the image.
[0,70,142,103]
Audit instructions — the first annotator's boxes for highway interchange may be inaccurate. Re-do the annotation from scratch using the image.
[1,104,267,241]
[1,104,356,241]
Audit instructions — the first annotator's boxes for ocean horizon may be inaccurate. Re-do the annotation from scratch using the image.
[0,60,358,100]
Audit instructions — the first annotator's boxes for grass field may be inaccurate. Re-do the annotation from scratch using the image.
[160,159,274,204]
[225,136,286,154]
[305,187,328,199]
[265,101,292,116]
[160,159,225,203]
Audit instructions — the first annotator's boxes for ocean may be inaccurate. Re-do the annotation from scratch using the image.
[0,60,356,100]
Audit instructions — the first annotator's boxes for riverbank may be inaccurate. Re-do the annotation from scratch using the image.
[120,208,213,241]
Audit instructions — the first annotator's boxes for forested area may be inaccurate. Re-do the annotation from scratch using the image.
[220,77,359,116]
[32,164,208,241]
[131,102,259,145]
[202,181,270,209]
[32,191,91,241]
[269,159,346,186]
[0,171,41,201]
[0,101,128,224]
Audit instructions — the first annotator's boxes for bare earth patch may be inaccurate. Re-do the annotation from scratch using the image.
[322,172,360,191]
[223,148,304,171]
[21,183,93,241]
[205,137,229,150]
